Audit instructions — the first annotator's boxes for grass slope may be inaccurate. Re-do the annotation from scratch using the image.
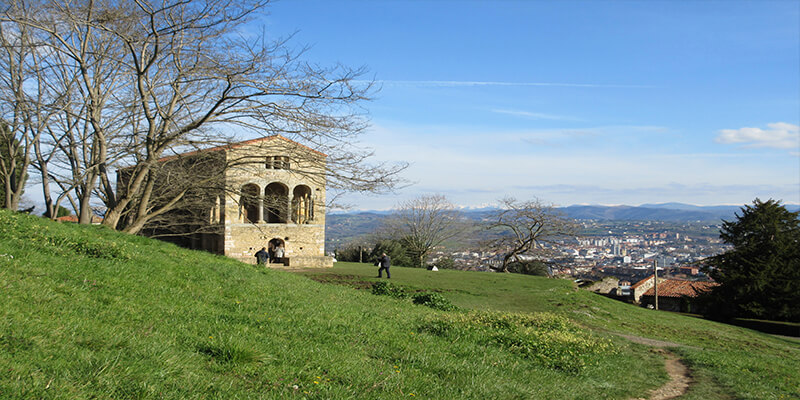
[0,209,796,399]
[300,264,800,400]
[1,210,659,399]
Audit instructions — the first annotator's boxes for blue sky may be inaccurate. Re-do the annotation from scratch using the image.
[262,0,800,210]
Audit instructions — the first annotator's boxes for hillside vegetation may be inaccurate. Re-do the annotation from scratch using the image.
[1,209,798,399]
[301,264,800,400]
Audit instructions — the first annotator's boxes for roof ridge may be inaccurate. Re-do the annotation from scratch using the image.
[156,134,327,163]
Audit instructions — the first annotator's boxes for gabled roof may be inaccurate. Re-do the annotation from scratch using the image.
[158,134,327,162]
[631,275,654,289]
[642,280,718,298]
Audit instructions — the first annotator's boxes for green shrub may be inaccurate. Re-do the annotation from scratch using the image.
[412,292,458,311]
[370,281,409,299]
[371,282,459,311]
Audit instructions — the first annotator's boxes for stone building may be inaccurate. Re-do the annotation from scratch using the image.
[632,275,718,313]
[124,135,332,268]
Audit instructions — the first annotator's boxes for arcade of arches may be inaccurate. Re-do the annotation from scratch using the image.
[240,183,316,224]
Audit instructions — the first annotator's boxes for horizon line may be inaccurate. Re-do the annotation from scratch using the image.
[330,201,800,213]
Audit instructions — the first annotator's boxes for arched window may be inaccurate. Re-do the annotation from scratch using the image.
[240,184,261,223]
[292,185,313,224]
[265,182,289,223]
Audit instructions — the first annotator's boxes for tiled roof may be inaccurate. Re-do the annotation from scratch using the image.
[157,134,327,162]
[642,280,718,298]
[631,275,654,289]
[55,215,104,223]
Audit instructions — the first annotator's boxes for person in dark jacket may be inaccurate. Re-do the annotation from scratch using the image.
[255,247,269,265]
[376,253,391,278]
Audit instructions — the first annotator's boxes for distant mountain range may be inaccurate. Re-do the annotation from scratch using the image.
[332,202,799,222]
[562,203,799,221]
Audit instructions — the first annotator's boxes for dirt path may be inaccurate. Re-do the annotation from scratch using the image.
[618,334,693,400]
[616,333,683,348]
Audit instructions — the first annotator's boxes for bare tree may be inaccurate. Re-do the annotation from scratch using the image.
[383,194,466,268]
[486,197,577,273]
[2,0,406,233]
[0,12,57,211]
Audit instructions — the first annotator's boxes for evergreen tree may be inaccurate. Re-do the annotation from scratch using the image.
[704,199,800,321]
[333,244,372,263]
[369,239,412,268]
[43,205,72,219]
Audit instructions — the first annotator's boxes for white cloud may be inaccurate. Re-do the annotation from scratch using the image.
[715,122,800,149]
[349,122,800,210]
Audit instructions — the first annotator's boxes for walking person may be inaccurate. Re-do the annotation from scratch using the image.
[255,247,269,265]
[273,244,285,264]
[376,252,391,279]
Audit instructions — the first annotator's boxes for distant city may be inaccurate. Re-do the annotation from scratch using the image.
[436,220,726,282]
[326,202,799,283]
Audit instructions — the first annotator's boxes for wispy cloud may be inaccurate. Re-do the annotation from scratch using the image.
[491,108,576,121]
[365,80,655,89]
[715,122,799,150]
[504,183,800,207]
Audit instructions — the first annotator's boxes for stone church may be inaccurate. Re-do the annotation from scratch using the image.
[130,135,333,268]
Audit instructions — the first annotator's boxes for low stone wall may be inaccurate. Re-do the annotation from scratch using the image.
[225,223,326,261]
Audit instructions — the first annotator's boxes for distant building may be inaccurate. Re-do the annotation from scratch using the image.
[611,242,621,256]
[632,275,718,313]
[678,266,701,276]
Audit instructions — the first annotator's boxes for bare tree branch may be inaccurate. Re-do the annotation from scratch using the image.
[381,194,467,268]
[485,197,578,273]
[2,0,407,234]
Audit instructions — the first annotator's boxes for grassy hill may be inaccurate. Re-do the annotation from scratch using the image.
[1,209,797,399]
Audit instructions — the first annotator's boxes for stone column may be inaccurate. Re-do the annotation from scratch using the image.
[258,195,264,223]
[286,194,292,224]
[236,194,243,223]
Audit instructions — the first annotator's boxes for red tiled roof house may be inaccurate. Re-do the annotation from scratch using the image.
[633,275,718,313]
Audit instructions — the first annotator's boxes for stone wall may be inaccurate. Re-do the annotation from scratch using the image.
[225,223,329,266]
[220,136,332,268]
